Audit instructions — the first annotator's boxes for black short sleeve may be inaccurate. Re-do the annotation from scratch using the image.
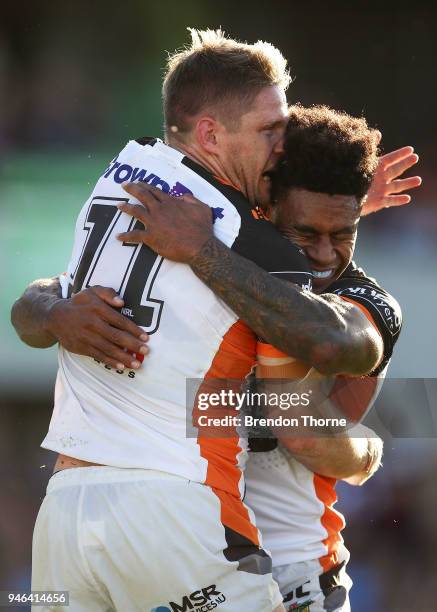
[326,262,402,374]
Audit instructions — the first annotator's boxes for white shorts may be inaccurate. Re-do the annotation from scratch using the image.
[32,466,283,612]
[274,559,352,612]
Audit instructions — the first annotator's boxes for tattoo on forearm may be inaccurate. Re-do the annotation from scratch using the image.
[190,237,366,372]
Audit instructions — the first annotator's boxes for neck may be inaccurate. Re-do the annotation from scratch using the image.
[167,136,242,192]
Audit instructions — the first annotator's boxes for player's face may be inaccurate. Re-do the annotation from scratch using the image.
[220,86,288,206]
[270,189,361,293]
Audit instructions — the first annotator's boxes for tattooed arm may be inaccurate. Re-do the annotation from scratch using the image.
[189,237,381,376]
[116,183,382,376]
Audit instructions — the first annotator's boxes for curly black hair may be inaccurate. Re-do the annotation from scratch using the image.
[271,104,380,201]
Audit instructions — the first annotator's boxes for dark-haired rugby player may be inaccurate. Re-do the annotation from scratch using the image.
[243,105,403,612]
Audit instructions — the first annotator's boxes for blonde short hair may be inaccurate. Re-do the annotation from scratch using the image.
[162,28,291,139]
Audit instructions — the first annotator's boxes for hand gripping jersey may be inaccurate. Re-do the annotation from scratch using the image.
[42,137,312,506]
[244,262,402,582]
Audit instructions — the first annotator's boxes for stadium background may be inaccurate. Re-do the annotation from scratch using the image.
[1,1,436,610]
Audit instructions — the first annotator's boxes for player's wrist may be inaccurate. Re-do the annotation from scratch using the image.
[188,234,220,268]
[44,297,69,342]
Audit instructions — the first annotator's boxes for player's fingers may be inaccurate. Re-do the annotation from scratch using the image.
[116,229,149,244]
[122,181,161,208]
[92,336,144,369]
[378,146,415,169]
[385,176,422,194]
[94,320,149,356]
[87,346,129,371]
[383,194,412,208]
[142,184,170,203]
[384,154,419,181]
[117,201,149,223]
[102,307,148,340]
[90,285,124,308]
[80,290,148,341]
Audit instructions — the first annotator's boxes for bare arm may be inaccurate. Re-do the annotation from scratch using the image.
[189,237,382,376]
[11,277,62,348]
[254,362,383,482]
[11,278,150,370]
[116,183,382,376]
[281,426,383,483]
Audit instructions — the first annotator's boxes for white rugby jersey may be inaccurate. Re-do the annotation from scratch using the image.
[244,264,402,576]
[42,138,312,516]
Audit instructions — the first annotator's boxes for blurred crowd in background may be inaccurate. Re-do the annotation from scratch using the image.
[1,2,436,610]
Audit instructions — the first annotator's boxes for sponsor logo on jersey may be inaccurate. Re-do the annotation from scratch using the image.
[102,162,224,224]
[334,285,401,334]
[169,181,192,198]
[151,584,226,612]
[94,359,138,379]
[102,159,193,197]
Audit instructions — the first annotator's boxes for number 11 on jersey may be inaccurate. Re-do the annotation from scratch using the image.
[70,196,164,333]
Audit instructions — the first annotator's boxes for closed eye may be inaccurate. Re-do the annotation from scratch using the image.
[293,225,318,237]
[261,119,285,132]
[332,230,355,240]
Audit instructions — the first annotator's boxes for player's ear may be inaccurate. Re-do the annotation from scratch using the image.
[195,116,220,154]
